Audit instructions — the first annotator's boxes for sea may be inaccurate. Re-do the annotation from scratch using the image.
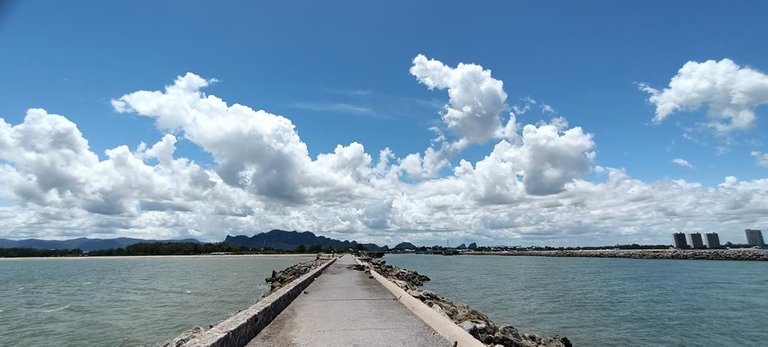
[0,255,312,346]
[1,254,766,346]
[386,254,768,346]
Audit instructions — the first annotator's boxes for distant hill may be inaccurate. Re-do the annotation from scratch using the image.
[224,229,387,251]
[393,242,417,250]
[0,237,201,252]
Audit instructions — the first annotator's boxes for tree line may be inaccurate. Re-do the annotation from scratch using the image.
[0,248,84,257]
[0,242,348,258]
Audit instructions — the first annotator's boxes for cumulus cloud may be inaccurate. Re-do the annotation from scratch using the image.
[641,58,768,133]
[0,108,228,218]
[517,123,594,195]
[405,55,591,185]
[672,158,694,169]
[0,57,765,246]
[113,73,313,202]
[403,55,516,179]
[410,54,508,143]
[450,121,594,199]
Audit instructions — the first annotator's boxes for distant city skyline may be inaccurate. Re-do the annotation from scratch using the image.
[745,229,766,248]
[0,1,767,245]
[673,230,764,249]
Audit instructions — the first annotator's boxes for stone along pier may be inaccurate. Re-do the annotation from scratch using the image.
[247,254,450,346]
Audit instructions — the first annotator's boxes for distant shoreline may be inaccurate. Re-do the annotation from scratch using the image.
[464,249,768,261]
[0,253,319,260]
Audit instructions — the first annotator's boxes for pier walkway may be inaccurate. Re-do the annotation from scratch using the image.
[247,254,449,346]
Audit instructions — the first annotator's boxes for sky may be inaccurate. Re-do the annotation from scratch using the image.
[1,1,767,246]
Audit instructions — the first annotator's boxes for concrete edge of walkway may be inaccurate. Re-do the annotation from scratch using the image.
[355,257,485,347]
[182,256,337,347]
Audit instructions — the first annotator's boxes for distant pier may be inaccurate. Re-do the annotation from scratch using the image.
[466,248,768,261]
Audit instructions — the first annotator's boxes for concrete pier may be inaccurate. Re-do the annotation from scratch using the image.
[247,254,449,346]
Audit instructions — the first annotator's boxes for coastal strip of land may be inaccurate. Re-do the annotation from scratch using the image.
[465,248,768,261]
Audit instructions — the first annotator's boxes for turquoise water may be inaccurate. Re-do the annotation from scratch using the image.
[386,254,768,346]
[0,255,312,346]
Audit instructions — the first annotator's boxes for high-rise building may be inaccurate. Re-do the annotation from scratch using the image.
[705,232,721,249]
[689,233,704,249]
[745,229,765,247]
[673,232,689,249]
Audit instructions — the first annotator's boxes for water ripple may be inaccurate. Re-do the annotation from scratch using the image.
[0,255,313,346]
[386,254,768,346]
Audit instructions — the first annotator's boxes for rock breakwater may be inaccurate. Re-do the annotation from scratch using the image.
[263,256,330,295]
[358,257,571,347]
[468,249,768,261]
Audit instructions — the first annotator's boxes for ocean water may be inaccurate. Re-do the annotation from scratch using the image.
[385,254,768,346]
[0,255,312,346]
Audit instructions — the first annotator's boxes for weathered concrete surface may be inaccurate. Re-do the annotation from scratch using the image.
[360,259,484,347]
[181,257,336,347]
[247,255,449,346]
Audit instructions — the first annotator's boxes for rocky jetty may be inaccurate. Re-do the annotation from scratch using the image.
[359,257,571,347]
[163,327,204,347]
[264,257,327,295]
[468,249,768,261]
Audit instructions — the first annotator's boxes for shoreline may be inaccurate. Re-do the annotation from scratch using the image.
[464,248,768,261]
[0,253,319,261]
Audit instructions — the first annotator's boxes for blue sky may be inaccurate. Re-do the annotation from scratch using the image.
[0,1,767,245]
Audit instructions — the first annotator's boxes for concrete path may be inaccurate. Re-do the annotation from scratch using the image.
[247,255,449,346]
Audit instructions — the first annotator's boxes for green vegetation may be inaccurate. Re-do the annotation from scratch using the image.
[293,244,335,253]
[470,244,672,252]
[88,242,252,256]
[0,241,341,258]
[0,248,83,257]
[402,244,675,254]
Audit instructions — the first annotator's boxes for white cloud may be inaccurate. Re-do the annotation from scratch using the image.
[410,54,507,143]
[397,139,470,180]
[512,97,536,116]
[515,122,595,195]
[405,56,590,183]
[0,58,765,246]
[112,73,314,202]
[290,102,376,116]
[1,102,766,245]
[641,58,768,133]
[541,104,556,115]
[672,158,694,169]
[0,108,227,218]
[752,151,768,168]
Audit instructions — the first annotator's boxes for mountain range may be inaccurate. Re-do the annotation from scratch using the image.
[224,229,388,251]
[0,230,400,252]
